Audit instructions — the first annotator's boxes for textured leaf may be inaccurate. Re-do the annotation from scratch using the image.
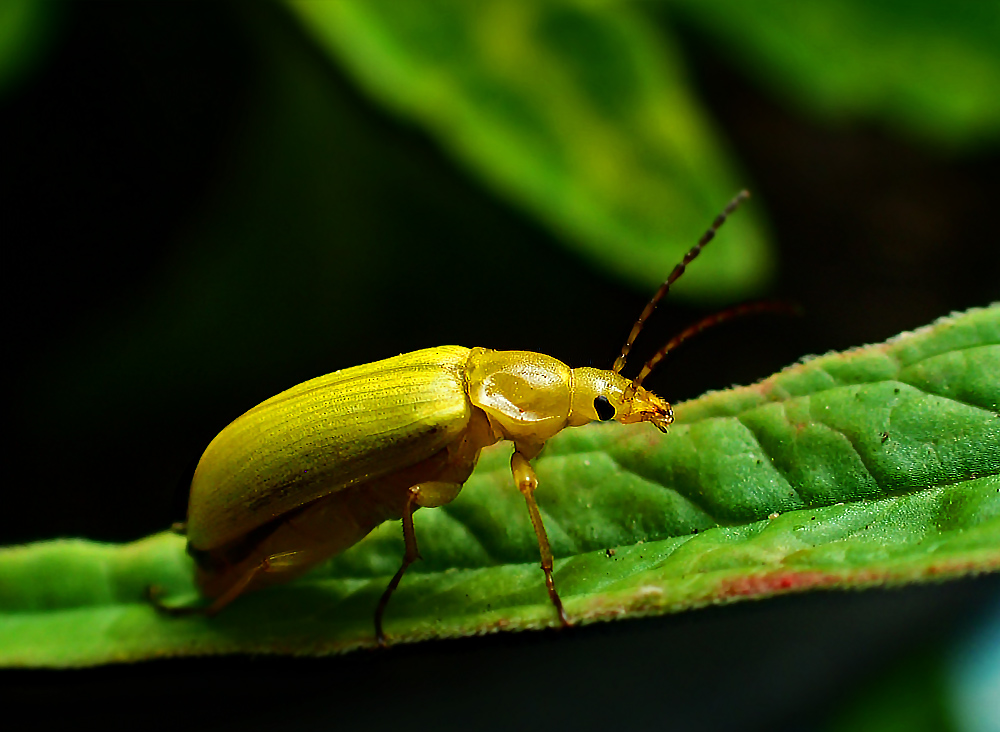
[0,305,997,667]
[665,0,1000,148]
[284,0,771,299]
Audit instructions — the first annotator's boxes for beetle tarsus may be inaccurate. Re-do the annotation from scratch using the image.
[375,554,416,647]
[542,567,571,628]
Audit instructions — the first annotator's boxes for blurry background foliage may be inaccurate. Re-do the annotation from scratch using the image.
[2,0,998,730]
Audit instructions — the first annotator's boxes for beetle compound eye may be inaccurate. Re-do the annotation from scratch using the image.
[594,395,615,421]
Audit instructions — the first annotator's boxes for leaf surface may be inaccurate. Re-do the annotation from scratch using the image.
[0,305,997,667]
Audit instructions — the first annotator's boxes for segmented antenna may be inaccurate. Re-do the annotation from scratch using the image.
[612,190,750,375]
[631,300,800,388]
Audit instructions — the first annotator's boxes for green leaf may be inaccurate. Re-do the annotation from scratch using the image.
[665,0,1000,149]
[824,648,957,732]
[284,0,771,299]
[0,0,62,96]
[1,305,997,667]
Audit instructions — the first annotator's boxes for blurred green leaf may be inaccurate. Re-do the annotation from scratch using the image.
[665,0,1000,149]
[1,304,997,667]
[0,0,61,95]
[824,648,958,732]
[286,0,771,299]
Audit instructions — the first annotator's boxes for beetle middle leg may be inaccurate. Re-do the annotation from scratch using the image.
[375,481,463,646]
[511,451,570,628]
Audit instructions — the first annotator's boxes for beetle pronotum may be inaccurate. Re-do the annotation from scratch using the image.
[156,190,767,643]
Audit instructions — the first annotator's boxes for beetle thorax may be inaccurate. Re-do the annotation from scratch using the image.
[465,348,574,454]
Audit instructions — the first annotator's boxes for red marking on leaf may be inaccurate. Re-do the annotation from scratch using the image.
[717,570,838,598]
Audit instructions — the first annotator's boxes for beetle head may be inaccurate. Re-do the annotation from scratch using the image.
[569,367,673,432]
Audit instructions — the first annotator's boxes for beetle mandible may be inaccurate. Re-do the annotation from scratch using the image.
[157,191,758,644]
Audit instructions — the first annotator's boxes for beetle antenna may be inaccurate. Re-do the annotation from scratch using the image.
[632,300,801,388]
[612,190,750,375]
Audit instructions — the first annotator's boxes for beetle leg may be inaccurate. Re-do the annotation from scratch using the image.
[375,486,422,646]
[511,451,570,628]
[199,560,272,616]
[374,480,466,645]
[149,551,294,617]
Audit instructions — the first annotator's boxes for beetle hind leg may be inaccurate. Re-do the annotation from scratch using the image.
[146,584,204,616]
[148,549,303,617]
[146,585,220,617]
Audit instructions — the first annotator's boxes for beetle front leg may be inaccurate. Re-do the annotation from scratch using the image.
[511,451,570,628]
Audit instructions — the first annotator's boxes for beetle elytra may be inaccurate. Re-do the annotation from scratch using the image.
[156,191,756,644]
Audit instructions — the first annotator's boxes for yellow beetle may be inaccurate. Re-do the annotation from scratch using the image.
[160,191,755,643]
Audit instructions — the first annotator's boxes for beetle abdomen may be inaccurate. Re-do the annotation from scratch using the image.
[187,346,473,549]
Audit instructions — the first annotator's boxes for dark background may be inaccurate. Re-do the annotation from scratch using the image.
[3,2,998,729]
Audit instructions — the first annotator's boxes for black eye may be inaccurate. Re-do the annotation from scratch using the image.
[594,395,615,421]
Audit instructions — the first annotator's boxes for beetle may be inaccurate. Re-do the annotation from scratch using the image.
[155,190,760,643]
